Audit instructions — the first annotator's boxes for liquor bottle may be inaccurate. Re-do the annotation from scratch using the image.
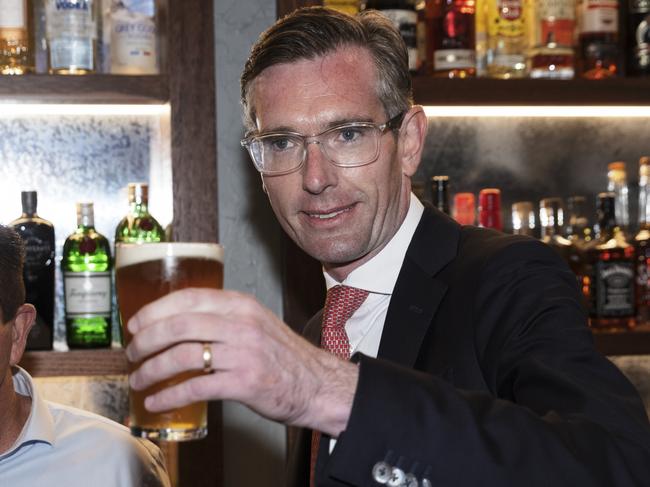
[453,192,475,224]
[564,195,593,306]
[115,182,165,243]
[486,0,527,78]
[0,0,34,74]
[324,0,361,14]
[607,161,629,234]
[576,0,620,78]
[103,0,158,75]
[478,188,503,230]
[475,0,488,76]
[45,0,98,74]
[366,0,419,71]
[416,0,435,75]
[9,191,55,350]
[431,0,476,77]
[430,175,450,214]
[634,156,650,325]
[62,202,112,348]
[626,0,650,76]
[586,192,635,331]
[511,201,536,236]
[527,0,575,79]
[539,197,583,276]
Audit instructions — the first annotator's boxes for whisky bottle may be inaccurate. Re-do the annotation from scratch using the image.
[478,188,503,230]
[486,0,528,78]
[564,195,593,307]
[607,161,630,234]
[366,0,419,71]
[0,0,34,74]
[114,183,165,243]
[626,0,650,76]
[453,192,475,225]
[635,157,650,326]
[45,0,98,74]
[511,201,536,236]
[430,175,451,214]
[416,0,435,75]
[539,197,583,278]
[104,0,158,75]
[576,0,620,78]
[62,202,112,348]
[431,0,476,78]
[9,191,55,350]
[587,192,635,331]
[527,0,576,79]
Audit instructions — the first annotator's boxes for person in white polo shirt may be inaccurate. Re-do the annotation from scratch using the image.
[0,225,170,487]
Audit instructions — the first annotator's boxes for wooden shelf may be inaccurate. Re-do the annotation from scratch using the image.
[20,349,128,377]
[593,329,650,356]
[412,77,650,106]
[0,74,169,104]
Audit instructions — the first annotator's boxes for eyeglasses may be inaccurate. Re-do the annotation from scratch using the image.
[240,111,406,176]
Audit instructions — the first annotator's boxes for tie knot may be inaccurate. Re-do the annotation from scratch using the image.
[323,285,369,330]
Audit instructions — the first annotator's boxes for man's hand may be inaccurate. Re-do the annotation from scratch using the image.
[125,288,358,436]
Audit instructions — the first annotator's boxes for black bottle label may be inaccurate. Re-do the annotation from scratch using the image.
[595,261,635,316]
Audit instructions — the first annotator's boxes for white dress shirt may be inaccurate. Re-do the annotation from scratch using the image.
[323,193,424,452]
[0,367,170,487]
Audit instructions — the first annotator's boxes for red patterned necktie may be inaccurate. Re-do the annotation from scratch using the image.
[310,285,370,487]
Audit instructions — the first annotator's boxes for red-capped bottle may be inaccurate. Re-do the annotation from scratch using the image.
[453,192,476,225]
[478,188,502,231]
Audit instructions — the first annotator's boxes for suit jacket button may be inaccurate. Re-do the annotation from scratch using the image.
[387,467,406,486]
[372,461,392,484]
[405,473,418,487]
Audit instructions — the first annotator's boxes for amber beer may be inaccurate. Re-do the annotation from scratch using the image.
[115,242,224,441]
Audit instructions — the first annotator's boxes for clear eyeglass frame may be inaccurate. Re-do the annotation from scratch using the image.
[240,111,406,176]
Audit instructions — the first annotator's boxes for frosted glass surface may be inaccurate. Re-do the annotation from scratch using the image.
[0,112,172,349]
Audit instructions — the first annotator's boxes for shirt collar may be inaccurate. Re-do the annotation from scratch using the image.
[324,192,424,294]
[1,366,56,459]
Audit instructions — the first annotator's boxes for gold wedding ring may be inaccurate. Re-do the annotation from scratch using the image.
[202,342,213,373]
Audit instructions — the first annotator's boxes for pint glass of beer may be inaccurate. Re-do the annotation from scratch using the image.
[115,242,224,441]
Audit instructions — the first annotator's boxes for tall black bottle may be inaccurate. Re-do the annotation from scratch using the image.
[10,191,56,350]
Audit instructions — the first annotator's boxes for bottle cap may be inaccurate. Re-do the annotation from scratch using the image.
[608,161,626,172]
[640,157,650,177]
[128,182,149,204]
[21,191,38,215]
[453,192,475,225]
[76,202,95,227]
[478,188,501,211]
[640,156,650,167]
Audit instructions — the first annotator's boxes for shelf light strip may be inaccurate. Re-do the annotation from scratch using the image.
[423,105,650,118]
[0,103,171,117]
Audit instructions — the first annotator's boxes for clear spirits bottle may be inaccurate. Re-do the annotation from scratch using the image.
[539,197,583,279]
[487,0,528,78]
[607,161,630,234]
[0,0,34,74]
[511,200,536,236]
[45,0,98,74]
[587,192,635,331]
[527,0,576,79]
[9,191,55,350]
[115,182,165,243]
[62,202,112,348]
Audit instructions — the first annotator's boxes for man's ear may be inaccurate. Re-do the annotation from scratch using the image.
[397,105,428,178]
[10,304,36,366]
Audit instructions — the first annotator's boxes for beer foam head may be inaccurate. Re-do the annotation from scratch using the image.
[115,243,224,269]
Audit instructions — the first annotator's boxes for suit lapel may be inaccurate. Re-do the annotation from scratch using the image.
[377,207,460,367]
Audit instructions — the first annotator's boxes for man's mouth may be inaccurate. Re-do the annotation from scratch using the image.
[305,204,355,220]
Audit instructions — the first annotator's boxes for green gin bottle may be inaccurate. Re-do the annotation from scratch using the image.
[115,183,165,243]
[62,202,112,348]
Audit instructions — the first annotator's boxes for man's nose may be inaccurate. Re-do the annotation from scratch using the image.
[301,140,336,195]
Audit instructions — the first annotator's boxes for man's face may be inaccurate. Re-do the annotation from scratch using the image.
[251,47,415,279]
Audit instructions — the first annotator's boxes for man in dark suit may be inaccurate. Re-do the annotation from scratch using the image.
[126,6,650,486]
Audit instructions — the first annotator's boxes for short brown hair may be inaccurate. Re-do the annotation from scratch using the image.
[240,6,413,131]
[0,225,25,324]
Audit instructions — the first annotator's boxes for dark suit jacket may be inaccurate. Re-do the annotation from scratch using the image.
[287,207,650,487]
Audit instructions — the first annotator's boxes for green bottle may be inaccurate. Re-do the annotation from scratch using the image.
[62,202,112,348]
[115,183,165,243]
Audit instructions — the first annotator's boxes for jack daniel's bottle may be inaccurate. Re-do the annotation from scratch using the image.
[10,191,55,350]
[587,192,635,331]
